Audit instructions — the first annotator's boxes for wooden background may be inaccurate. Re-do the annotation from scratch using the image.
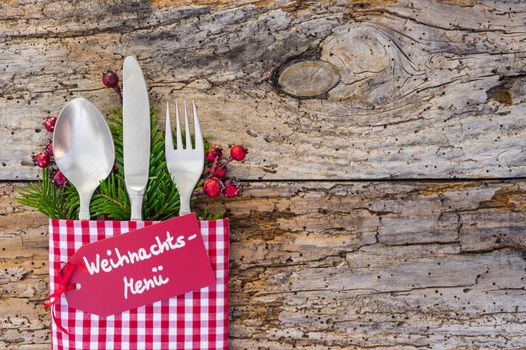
[1,0,526,348]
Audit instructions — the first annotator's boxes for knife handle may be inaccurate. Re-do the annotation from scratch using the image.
[129,192,144,221]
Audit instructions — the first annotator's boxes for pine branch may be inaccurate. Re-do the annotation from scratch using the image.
[17,168,78,219]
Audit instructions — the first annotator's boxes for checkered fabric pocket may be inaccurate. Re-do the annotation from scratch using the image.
[48,219,229,350]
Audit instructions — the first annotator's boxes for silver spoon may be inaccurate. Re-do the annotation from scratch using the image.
[53,97,115,220]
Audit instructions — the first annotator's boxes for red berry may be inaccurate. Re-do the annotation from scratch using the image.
[101,70,119,88]
[223,178,242,198]
[43,116,57,132]
[203,177,223,198]
[214,166,227,179]
[230,145,247,161]
[46,141,53,156]
[35,152,50,168]
[52,170,68,187]
[206,146,223,162]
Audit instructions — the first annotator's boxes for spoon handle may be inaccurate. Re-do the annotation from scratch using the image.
[79,189,95,220]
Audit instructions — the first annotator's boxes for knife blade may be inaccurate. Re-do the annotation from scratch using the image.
[123,56,150,221]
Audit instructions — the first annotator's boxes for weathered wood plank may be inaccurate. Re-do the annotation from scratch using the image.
[1,0,526,180]
[2,180,526,348]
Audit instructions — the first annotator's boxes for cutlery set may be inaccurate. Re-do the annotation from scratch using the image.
[53,56,203,220]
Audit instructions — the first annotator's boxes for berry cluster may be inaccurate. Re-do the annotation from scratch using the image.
[33,116,68,187]
[202,145,247,198]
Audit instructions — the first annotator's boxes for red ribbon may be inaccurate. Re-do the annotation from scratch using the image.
[43,262,78,334]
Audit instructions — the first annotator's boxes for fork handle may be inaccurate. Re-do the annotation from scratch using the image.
[179,207,191,215]
[178,190,192,216]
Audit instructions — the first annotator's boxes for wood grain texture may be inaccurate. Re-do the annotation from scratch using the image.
[2,180,526,349]
[2,0,526,349]
[1,0,526,180]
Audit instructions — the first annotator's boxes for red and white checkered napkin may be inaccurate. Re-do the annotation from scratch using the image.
[48,219,229,350]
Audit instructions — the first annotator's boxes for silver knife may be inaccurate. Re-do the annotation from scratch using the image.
[123,56,150,221]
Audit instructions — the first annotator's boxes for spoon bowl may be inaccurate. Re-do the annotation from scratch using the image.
[53,97,115,220]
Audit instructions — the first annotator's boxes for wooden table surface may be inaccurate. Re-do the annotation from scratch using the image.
[2,1,526,349]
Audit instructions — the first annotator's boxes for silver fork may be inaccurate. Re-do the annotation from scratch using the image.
[165,100,204,216]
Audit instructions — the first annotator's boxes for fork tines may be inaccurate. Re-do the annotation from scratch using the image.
[165,100,204,153]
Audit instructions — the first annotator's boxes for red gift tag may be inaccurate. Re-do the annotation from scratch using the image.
[62,214,215,316]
